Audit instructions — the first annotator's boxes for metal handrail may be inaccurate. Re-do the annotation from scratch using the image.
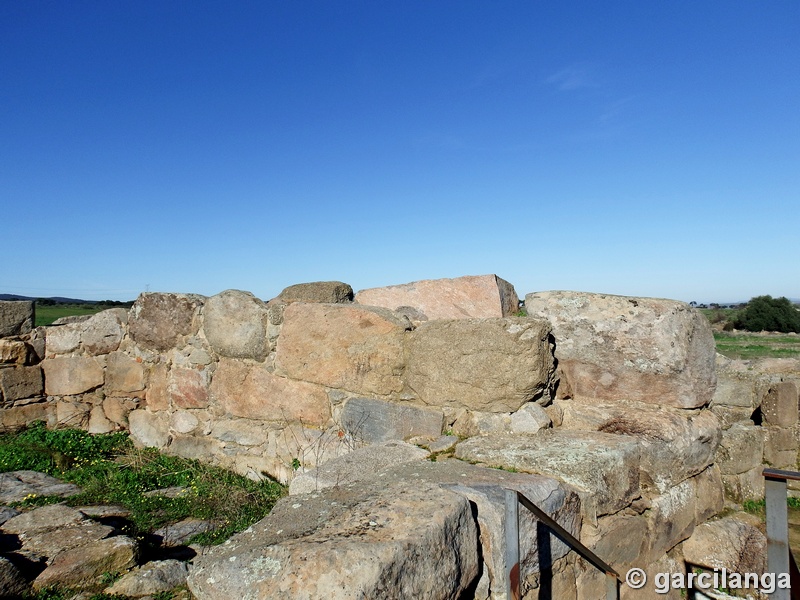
[504,488,619,600]
[763,468,800,600]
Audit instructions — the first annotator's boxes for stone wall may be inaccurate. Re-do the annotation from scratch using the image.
[0,276,791,599]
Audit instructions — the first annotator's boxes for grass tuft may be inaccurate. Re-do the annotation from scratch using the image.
[1,422,286,546]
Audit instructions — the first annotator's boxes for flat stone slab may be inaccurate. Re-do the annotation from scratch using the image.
[455,429,641,518]
[188,475,481,600]
[0,471,81,504]
[289,440,429,495]
[340,397,444,443]
[355,274,519,319]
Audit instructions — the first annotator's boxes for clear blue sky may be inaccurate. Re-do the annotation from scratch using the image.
[2,1,798,303]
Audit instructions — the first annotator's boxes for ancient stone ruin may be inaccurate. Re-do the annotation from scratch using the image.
[1,273,799,599]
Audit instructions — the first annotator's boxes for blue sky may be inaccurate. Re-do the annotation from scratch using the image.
[2,1,798,303]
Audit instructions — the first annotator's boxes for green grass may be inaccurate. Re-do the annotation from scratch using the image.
[743,496,800,516]
[0,422,286,546]
[35,304,108,327]
[713,331,800,360]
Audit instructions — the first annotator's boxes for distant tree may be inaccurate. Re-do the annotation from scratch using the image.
[35,298,56,306]
[733,296,800,333]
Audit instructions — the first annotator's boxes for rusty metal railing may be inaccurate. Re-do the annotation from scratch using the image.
[763,468,800,600]
[504,488,619,600]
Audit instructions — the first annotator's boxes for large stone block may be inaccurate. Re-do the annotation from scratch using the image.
[722,466,764,502]
[274,303,409,396]
[105,352,145,393]
[455,430,641,518]
[145,363,169,411]
[0,402,54,430]
[682,515,767,574]
[0,301,34,337]
[340,397,443,443]
[0,365,43,402]
[289,440,429,495]
[211,358,330,425]
[717,423,766,474]
[640,478,698,564]
[524,291,716,409]
[169,367,210,409]
[764,425,798,468]
[128,292,203,351]
[203,289,269,360]
[761,381,798,428]
[355,274,519,319]
[406,318,555,412]
[557,398,721,493]
[45,322,83,355]
[128,409,170,449]
[80,308,127,355]
[0,339,32,364]
[188,478,481,600]
[278,281,354,304]
[43,356,104,396]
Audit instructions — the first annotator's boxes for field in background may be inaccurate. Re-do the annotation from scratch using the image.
[713,331,800,360]
[34,303,133,327]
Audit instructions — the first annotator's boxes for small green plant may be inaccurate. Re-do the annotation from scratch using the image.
[291,457,302,471]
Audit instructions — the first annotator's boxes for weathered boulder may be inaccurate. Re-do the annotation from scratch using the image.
[0,365,43,403]
[0,339,32,364]
[81,308,127,355]
[106,559,188,597]
[203,290,269,360]
[0,471,81,504]
[405,318,555,412]
[288,440,429,495]
[278,281,354,304]
[153,518,214,546]
[187,478,481,600]
[682,514,767,574]
[45,321,83,354]
[128,293,203,351]
[274,303,410,396]
[33,535,138,590]
[210,358,330,425]
[455,430,640,518]
[128,409,170,449]
[339,397,443,443]
[556,398,721,492]
[355,274,519,319]
[43,356,104,395]
[0,301,34,337]
[2,503,87,534]
[524,291,716,409]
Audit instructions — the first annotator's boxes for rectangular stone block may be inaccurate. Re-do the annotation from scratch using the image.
[0,366,44,403]
[525,292,716,409]
[717,423,766,475]
[211,358,330,426]
[0,301,34,337]
[405,318,555,412]
[274,303,408,397]
[340,397,443,443]
[761,382,799,428]
[764,425,798,468]
[43,357,104,396]
[354,274,520,320]
[105,352,145,393]
[0,340,32,365]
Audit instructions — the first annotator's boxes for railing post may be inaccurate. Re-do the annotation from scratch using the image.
[505,489,520,600]
[605,571,618,600]
[765,475,791,600]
